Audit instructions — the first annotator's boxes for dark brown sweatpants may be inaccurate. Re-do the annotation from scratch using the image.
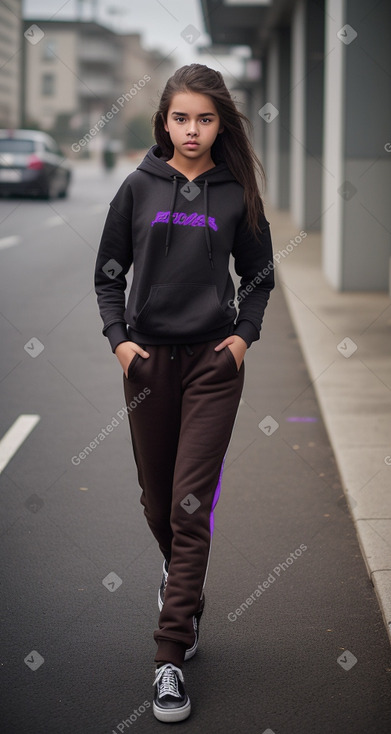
[123,339,244,668]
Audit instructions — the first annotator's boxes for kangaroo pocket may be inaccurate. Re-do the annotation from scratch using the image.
[134,283,231,337]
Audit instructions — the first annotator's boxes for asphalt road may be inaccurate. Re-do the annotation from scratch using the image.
[0,159,390,734]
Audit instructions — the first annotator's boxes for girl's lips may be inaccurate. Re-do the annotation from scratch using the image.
[184,141,199,147]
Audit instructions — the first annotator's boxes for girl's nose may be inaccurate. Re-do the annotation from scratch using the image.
[187,123,198,136]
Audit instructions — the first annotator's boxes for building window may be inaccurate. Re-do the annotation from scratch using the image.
[42,39,57,60]
[42,73,55,96]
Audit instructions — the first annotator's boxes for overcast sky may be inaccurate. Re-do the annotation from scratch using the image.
[23,0,246,76]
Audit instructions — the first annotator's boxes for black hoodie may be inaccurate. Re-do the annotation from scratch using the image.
[94,145,274,352]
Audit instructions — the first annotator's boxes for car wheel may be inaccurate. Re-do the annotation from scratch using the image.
[58,173,70,198]
[40,177,56,200]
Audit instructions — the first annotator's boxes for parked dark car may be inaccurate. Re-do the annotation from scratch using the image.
[0,129,71,199]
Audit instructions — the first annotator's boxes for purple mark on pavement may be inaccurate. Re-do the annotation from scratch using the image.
[286,417,318,422]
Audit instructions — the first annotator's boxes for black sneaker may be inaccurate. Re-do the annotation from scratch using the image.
[157,559,168,612]
[184,610,202,661]
[153,663,191,722]
[158,561,204,660]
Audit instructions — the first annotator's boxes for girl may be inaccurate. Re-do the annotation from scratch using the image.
[94,63,274,723]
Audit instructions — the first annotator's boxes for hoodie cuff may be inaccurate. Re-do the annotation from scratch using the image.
[104,322,130,353]
[234,320,260,348]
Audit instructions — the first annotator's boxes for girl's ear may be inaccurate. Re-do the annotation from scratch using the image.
[218,126,224,134]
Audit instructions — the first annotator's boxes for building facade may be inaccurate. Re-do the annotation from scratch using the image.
[22,19,173,156]
[200,0,391,293]
[0,0,22,128]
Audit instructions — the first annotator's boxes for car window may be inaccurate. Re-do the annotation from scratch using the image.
[44,139,61,155]
[0,139,36,154]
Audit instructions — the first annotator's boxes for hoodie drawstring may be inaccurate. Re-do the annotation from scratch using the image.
[170,344,194,360]
[203,179,214,269]
[165,175,179,257]
[165,176,214,268]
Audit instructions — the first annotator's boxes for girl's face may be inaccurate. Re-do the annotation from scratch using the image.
[164,91,223,162]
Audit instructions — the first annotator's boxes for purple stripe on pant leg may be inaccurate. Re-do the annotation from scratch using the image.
[209,455,226,535]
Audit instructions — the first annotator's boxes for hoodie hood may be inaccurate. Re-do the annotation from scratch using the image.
[137,145,237,266]
[137,144,237,184]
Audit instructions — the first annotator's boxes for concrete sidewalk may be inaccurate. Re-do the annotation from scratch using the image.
[270,205,391,644]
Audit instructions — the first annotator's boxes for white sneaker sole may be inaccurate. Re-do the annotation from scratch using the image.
[153,696,191,722]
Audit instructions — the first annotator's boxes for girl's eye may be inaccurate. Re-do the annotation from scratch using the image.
[173,117,212,124]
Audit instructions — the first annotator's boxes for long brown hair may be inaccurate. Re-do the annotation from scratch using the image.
[152,63,265,234]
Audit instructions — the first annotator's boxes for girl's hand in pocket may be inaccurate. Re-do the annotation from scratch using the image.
[115,341,150,377]
[214,334,247,370]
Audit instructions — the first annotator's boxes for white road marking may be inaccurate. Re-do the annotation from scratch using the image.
[0,414,40,474]
[43,216,65,228]
[0,235,21,250]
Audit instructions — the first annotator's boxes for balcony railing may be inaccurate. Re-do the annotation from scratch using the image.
[77,41,121,65]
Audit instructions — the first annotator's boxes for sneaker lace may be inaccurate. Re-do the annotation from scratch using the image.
[153,664,184,698]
